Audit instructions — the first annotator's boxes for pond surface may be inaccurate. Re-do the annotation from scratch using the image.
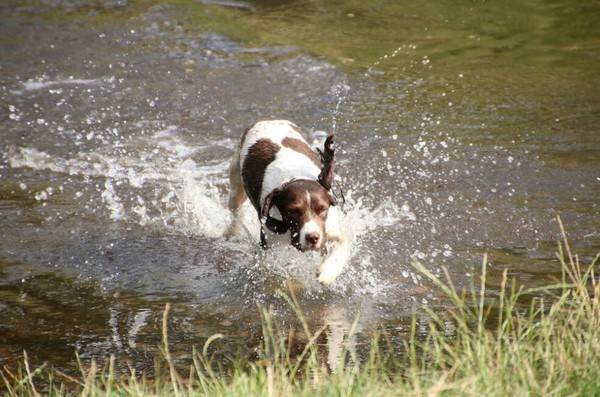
[1,0,599,374]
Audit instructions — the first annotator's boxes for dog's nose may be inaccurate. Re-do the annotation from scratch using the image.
[306,232,320,246]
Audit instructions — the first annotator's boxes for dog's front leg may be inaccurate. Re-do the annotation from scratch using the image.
[317,235,349,285]
[317,207,349,285]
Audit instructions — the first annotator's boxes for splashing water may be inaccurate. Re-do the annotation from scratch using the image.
[5,119,409,297]
[365,44,418,75]
[330,82,351,135]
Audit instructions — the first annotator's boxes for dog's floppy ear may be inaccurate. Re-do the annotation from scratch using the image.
[317,134,335,191]
[261,188,281,221]
[261,188,288,234]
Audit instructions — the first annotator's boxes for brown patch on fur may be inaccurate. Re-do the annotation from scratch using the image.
[281,137,320,166]
[242,139,280,211]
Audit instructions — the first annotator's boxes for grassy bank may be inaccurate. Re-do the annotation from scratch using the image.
[3,217,599,396]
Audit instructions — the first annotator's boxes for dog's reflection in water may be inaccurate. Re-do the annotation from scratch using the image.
[276,302,359,374]
[321,304,358,373]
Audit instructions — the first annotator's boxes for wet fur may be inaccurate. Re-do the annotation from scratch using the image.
[226,120,348,284]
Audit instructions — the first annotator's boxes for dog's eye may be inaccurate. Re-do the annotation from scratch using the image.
[315,206,327,216]
[287,208,302,218]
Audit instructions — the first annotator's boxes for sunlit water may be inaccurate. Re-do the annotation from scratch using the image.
[0,0,599,373]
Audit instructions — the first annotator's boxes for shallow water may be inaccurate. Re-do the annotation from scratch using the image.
[0,0,599,374]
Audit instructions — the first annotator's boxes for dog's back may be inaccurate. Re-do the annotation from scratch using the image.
[239,120,321,211]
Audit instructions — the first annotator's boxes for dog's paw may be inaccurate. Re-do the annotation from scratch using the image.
[317,269,337,285]
[316,258,343,285]
[316,240,350,285]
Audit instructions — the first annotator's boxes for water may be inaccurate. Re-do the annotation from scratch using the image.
[1,0,599,374]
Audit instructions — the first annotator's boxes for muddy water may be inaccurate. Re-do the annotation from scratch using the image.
[1,0,599,374]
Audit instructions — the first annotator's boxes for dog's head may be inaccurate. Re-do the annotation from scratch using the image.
[262,179,336,251]
[261,134,336,251]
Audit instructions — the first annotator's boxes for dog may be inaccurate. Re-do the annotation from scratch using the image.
[226,120,349,284]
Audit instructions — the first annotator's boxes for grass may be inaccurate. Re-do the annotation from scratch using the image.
[2,216,600,396]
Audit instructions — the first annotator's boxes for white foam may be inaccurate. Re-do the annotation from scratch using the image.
[101,180,125,220]
[174,165,232,238]
[11,76,107,95]
[153,126,198,158]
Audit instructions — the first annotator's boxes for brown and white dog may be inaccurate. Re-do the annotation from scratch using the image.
[226,120,348,284]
